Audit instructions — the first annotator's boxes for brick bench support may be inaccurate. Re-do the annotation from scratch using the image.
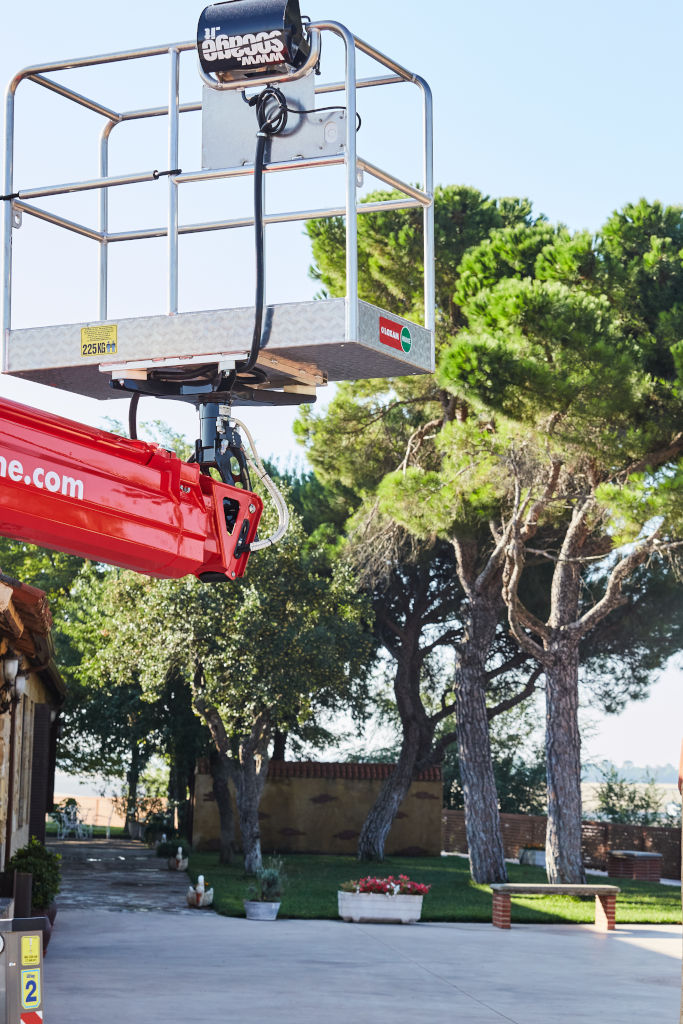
[490,883,620,931]
[492,891,511,929]
[594,892,616,930]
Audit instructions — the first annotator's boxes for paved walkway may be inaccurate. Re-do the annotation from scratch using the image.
[41,839,682,1024]
[47,838,193,913]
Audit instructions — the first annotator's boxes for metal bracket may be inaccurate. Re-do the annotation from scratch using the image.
[196,401,252,491]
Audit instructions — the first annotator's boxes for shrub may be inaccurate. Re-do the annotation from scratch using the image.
[156,839,191,859]
[593,766,663,826]
[247,856,286,902]
[8,837,61,908]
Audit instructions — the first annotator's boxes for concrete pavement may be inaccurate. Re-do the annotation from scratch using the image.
[48,838,193,913]
[42,839,681,1024]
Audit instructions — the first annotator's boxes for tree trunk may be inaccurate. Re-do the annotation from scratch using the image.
[271,729,287,761]
[209,750,235,864]
[167,759,182,834]
[183,767,195,843]
[541,503,588,884]
[234,714,271,875]
[544,642,585,883]
[357,616,434,863]
[454,596,508,884]
[357,720,427,861]
[235,756,268,875]
[192,689,270,875]
[125,743,141,835]
[455,661,507,883]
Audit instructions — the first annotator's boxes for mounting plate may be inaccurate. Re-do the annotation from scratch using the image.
[202,75,346,167]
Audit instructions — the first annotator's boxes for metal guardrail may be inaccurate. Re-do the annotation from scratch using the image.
[2,22,433,375]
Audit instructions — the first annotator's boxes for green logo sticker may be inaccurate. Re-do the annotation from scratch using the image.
[400,326,412,353]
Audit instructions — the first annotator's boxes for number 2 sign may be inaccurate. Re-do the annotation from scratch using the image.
[21,969,42,1011]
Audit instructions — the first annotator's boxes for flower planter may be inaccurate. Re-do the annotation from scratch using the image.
[337,891,424,924]
[244,900,281,921]
[519,848,546,868]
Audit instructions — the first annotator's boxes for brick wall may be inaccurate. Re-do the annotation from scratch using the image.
[194,761,443,856]
[442,810,682,880]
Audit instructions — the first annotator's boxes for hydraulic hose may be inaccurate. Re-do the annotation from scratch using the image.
[230,415,289,550]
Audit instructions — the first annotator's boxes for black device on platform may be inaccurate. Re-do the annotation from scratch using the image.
[197,0,311,82]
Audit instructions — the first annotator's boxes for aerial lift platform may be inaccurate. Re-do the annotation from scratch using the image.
[0,1,434,580]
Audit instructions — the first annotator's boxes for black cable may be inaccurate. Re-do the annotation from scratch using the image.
[228,86,360,387]
[236,130,267,376]
[233,87,290,379]
[152,168,182,179]
[253,86,289,136]
[286,103,362,132]
[128,392,140,440]
[150,364,218,383]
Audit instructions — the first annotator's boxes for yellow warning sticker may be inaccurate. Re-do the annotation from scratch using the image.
[80,324,118,358]
[21,969,41,1010]
[21,935,41,966]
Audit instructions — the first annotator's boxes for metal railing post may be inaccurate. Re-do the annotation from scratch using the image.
[418,76,435,334]
[168,47,180,314]
[99,122,115,321]
[2,81,17,367]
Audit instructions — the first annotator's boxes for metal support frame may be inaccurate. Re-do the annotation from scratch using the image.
[2,22,434,378]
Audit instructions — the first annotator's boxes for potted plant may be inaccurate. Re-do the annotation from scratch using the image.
[519,843,546,867]
[338,874,430,924]
[7,837,61,950]
[244,856,285,921]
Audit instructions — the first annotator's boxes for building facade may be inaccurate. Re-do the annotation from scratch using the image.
[0,572,64,868]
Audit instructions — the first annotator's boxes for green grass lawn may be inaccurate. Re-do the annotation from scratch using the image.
[187,852,682,925]
[45,822,126,838]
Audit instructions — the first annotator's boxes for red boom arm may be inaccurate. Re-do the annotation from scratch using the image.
[0,396,263,580]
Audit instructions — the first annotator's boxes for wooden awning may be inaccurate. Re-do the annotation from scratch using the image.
[0,571,64,703]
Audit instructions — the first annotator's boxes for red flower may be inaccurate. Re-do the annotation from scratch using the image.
[343,874,431,896]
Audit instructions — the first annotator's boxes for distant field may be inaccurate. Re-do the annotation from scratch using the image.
[45,822,126,838]
[581,782,681,815]
[49,793,126,830]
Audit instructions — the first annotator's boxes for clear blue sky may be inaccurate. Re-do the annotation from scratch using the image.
[1,0,681,768]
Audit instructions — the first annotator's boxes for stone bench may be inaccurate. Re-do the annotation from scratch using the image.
[607,850,662,882]
[490,883,620,930]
